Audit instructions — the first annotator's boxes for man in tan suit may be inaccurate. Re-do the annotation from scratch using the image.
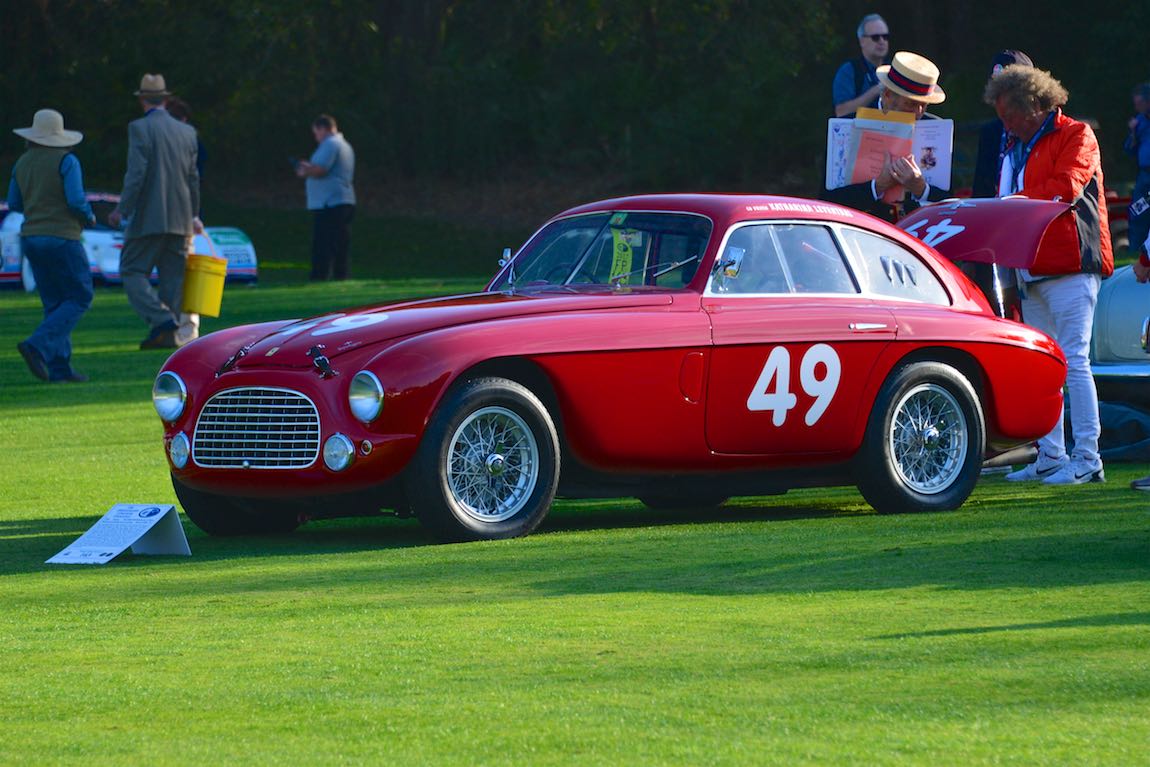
[109,73,203,349]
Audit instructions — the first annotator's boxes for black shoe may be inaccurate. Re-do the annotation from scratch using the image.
[1131,475,1150,491]
[50,371,89,383]
[140,321,179,350]
[17,341,49,381]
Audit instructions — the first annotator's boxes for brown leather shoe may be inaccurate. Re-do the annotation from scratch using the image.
[140,322,179,350]
[17,341,49,381]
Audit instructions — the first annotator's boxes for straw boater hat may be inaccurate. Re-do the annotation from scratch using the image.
[13,109,83,148]
[134,73,171,97]
[876,51,946,104]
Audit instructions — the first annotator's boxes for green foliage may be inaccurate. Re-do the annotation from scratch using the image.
[1,1,1143,196]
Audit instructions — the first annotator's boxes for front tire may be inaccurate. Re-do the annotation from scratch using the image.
[407,377,560,542]
[855,362,984,514]
[172,476,301,536]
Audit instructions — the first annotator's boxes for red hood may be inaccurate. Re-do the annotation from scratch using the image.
[234,289,674,369]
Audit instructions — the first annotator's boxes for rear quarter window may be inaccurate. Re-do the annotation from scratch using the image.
[839,228,950,305]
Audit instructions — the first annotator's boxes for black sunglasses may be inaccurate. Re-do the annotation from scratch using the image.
[867,33,890,42]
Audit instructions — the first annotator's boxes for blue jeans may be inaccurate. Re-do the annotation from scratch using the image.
[23,236,93,379]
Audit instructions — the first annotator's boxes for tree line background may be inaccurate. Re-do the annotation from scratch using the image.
[2,0,1146,215]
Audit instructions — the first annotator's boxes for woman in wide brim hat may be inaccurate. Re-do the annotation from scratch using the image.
[13,109,83,148]
[876,51,946,105]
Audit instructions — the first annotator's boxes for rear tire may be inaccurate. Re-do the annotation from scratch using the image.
[407,377,560,542]
[172,476,301,536]
[855,362,984,514]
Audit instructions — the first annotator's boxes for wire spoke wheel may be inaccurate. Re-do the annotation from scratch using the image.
[888,383,967,494]
[446,406,540,523]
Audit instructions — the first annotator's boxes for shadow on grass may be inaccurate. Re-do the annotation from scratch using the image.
[539,498,851,534]
[0,514,433,577]
[874,611,1150,639]
[0,499,843,578]
[6,497,1148,603]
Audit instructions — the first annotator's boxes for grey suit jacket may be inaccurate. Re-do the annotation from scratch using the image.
[119,109,200,238]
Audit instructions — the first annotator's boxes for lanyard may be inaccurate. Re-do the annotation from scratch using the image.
[1004,111,1055,194]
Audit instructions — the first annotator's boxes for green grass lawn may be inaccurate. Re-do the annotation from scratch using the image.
[1,261,1148,764]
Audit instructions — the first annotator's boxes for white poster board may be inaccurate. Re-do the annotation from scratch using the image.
[913,119,954,193]
[47,504,191,565]
[826,117,954,192]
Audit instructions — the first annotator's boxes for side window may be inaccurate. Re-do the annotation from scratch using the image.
[711,224,789,294]
[773,224,858,294]
[840,228,950,305]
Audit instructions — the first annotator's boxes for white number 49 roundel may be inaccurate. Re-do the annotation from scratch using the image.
[746,344,841,426]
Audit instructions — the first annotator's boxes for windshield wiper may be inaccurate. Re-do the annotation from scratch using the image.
[609,255,699,287]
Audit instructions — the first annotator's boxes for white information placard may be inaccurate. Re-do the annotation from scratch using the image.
[47,504,191,565]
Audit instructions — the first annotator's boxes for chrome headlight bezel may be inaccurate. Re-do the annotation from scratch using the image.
[348,370,384,423]
[153,371,188,422]
[323,433,356,472]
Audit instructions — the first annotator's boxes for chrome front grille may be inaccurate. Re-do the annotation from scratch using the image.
[192,387,320,468]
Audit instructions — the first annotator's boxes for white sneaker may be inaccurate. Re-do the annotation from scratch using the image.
[1042,459,1105,485]
[1004,453,1068,482]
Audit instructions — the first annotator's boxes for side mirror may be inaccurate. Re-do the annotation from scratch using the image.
[499,247,512,267]
[721,246,745,278]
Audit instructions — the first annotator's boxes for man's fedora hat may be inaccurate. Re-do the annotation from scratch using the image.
[877,51,946,104]
[134,73,171,97]
[13,109,83,148]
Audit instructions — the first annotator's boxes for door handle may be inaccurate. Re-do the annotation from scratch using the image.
[849,322,889,331]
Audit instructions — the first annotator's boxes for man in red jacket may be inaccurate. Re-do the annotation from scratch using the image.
[985,66,1112,486]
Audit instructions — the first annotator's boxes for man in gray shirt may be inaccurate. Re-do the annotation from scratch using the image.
[109,73,202,349]
[296,114,355,280]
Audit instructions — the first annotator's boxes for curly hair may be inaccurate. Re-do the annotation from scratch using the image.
[983,65,1069,115]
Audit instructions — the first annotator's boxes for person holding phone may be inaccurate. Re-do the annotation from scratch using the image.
[295,114,356,281]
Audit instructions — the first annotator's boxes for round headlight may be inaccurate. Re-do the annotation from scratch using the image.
[153,372,187,422]
[348,371,384,423]
[169,432,190,469]
[323,433,355,472]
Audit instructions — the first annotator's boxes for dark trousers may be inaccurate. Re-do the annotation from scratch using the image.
[23,236,94,379]
[310,204,355,281]
[1129,170,1150,256]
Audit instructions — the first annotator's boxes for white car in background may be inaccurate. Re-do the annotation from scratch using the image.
[0,191,258,291]
[1091,264,1150,405]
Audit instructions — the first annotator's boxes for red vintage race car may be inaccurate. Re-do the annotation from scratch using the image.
[153,194,1065,542]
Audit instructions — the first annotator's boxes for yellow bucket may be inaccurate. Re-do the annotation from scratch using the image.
[182,246,228,318]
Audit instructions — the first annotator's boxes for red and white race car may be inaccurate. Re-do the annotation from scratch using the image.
[0,192,257,290]
[153,194,1066,542]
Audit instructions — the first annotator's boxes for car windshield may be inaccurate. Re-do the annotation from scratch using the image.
[495,211,713,291]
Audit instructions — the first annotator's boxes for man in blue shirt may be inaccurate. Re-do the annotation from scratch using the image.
[832,13,889,118]
[8,109,96,383]
[296,114,356,281]
[1124,83,1150,256]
